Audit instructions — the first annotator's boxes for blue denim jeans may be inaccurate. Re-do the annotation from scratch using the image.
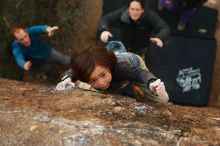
[106,41,148,70]
[116,52,148,71]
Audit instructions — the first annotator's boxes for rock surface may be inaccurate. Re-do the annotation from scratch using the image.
[0,78,219,146]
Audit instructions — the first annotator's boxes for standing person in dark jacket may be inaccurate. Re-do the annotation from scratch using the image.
[56,43,169,103]
[11,25,71,80]
[158,0,207,31]
[98,0,170,63]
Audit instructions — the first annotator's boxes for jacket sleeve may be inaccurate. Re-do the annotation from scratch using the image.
[27,25,48,36]
[145,8,170,43]
[115,62,157,87]
[12,43,26,69]
[98,7,124,34]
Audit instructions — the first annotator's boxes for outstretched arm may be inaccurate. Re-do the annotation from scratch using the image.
[12,43,26,69]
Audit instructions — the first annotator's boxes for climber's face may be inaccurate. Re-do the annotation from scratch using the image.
[89,65,112,90]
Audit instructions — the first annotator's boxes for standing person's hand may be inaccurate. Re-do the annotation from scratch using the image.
[150,37,163,48]
[47,26,59,37]
[100,31,113,43]
[24,61,32,71]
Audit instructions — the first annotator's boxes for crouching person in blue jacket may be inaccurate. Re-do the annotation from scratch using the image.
[56,42,169,103]
[11,25,71,81]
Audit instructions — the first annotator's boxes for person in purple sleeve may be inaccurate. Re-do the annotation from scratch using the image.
[11,25,71,80]
[158,0,207,31]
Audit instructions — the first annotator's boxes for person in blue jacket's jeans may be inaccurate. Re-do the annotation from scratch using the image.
[11,25,71,81]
